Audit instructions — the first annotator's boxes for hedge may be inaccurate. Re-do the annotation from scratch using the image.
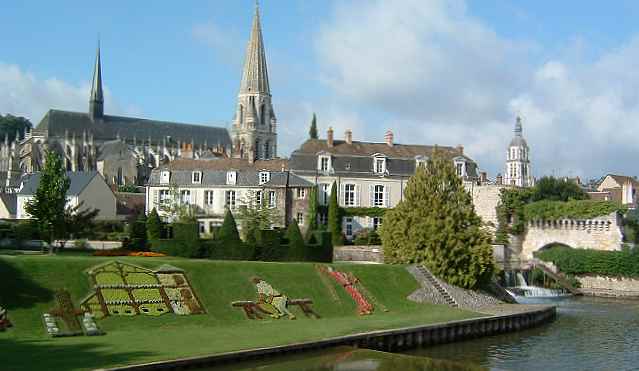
[536,245,639,277]
[524,200,626,221]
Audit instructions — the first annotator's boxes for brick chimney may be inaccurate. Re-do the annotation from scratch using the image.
[345,129,353,144]
[384,130,394,147]
[327,127,334,147]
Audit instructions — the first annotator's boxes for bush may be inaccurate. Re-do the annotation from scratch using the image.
[13,221,40,241]
[536,245,639,277]
[285,221,306,261]
[127,214,147,251]
[524,200,626,221]
[254,229,287,261]
[146,209,163,240]
[353,228,381,246]
[305,231,333,262]
[74,239,89,249]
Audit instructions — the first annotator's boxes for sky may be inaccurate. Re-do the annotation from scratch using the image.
[2,0,639,180]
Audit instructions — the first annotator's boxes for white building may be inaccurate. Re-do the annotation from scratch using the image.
[504,117,534,187]
[289,128,479,240]
[16,171,117,220]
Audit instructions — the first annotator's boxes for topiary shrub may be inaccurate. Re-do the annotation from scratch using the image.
[285,221,306,261]
[254,229,287,261]
[305,231,333,262]
[127,213,147,251]
[146,208,163,240]
[327,182,344,246]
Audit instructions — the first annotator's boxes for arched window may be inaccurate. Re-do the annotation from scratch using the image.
[117,167,124,186]
[259,104,265,125]
[264,141,270,159]
[255,139,260,160]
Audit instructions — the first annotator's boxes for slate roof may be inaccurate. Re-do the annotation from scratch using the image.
[36,109,232,148]
[164,158,289,171]
[18,171,100,196]
[0,193,17,215]
[97,140,131,161]
[289,139,478,178]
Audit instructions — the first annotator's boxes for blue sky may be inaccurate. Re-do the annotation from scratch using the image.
[2,0,639,179]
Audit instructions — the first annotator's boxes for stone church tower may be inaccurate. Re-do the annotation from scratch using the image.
[232,3,277,162]
[505,116,534,187]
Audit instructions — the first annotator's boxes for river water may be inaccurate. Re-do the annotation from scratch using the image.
[406,296,639,371]
[206,296,639,371]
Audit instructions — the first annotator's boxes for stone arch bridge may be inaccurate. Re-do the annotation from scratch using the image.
[518,212,624,260]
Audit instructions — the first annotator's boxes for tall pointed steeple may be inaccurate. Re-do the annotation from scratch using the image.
[239,2,270,95]
[89,41,104,121]
[514,116,523,136]
[232,2,277,162]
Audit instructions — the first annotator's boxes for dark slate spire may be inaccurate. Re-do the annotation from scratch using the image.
[89,41,104,120]
[239,2,270,95]
[515,116,523,136]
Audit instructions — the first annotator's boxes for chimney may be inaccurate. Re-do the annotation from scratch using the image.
[345,129,353,145]
[496,173,503,185]
[327,127,334,147]
[480,171,487,184]
[385,130,394,147]
[457,144,464,154]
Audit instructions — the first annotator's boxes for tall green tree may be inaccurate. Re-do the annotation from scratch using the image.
[327,182,344,246]
[236,190,281,244]
[0,114,32,143]
[309,113,318,139]
[305,186,319,240]
[25,151,70,250]
[146,208,163,240]
[286,220,306,261]
[530,176,589,202]
[218,209,241,243]
[380,150,494,289]
[128,213,147,250]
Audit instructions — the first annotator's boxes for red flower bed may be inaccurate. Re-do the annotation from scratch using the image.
[93,250,166,257]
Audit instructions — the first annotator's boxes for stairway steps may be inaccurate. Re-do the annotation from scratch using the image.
[416,266,459,308]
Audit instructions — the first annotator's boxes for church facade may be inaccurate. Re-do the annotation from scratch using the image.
[3,4,276,188]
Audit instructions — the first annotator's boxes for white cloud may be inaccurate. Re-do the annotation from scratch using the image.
[315,0,639,179]
[0,62,134,125]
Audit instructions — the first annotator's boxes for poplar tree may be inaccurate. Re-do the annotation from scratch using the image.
[146,208,163,240]
[380,150,495,289]
[327,182,343,246]
[286,220,306,261]
[309,113,318,139]
[25,151,70,249]
[305,186,319,240]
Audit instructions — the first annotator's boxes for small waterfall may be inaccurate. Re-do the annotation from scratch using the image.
[516,272,529,287]
[506,271,571,299]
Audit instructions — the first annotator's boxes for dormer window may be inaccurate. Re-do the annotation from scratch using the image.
[453,157,467,177]
[226,171,237,185]
[192,171,202,184]
[415,155,428,168]
[160,170,170,184]
[373,155,387,174]
[318,155,331,173]
[259,171,270,185]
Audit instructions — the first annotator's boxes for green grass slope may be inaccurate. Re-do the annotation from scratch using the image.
[0,255,480,371]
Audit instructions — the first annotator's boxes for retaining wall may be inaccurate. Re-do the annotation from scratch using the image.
[577,275,639,297]
[100,305,556,371]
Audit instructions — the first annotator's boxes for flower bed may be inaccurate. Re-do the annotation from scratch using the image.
[93,250,166,257]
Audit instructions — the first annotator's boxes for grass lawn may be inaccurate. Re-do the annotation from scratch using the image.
[0,254,482,371]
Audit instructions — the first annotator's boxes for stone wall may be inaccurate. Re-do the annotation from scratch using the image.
[333,245,384,263]
[467,184,507,232]
[520,212,624,259]
[577,275,639,297]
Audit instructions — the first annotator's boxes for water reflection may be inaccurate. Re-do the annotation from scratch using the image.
[207,347,484,371]
[405,296,639,371]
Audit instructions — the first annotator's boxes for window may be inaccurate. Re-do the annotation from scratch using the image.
[373,185,384,207]
[268,191,276,208]
[372,217,383,231]
[319,155,330,172]
[180,190,191,204]
[296,188,306,199]
[345,217,353,237]
[297,212,304,225]
[259,171,270,185]
[159,190,170,205]
[344,184,356,206]
[256,191,263,206]
[192,171,202,184]
[456,163,463,176]
[320,184,330,205]
[160,171,170,184]
[204,190,214,206]
[415,155,428,168]
[198,222,205,234]
[374,157,386,174]
[319,212,328,225]
[226,171,237,185]
[225,190,236,209]
[345,162,351,170]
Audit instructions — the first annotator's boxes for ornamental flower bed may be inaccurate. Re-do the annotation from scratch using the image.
[93,250,166,257]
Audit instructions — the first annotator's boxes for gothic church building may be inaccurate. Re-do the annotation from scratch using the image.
[5,4,276,187]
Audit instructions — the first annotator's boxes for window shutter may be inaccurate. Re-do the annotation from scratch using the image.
[385,186,391,207]
[369,185,374,207]
[355,184,361,207]
[153,190,159,206]
[340,183,346,206]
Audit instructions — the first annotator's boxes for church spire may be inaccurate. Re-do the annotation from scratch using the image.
[515,116,523,136]
[89,40,104,120]
[239,2,270,95]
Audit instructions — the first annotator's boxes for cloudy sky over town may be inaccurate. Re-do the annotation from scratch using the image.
[2,0,639,179]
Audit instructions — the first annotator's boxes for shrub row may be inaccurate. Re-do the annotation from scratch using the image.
[524,200,626,221]
[536,245,639,277]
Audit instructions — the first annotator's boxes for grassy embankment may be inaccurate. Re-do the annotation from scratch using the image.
[0,254,481,371]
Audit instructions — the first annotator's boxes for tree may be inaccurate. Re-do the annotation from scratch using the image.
[305,186,319,241]
[379,150,494,289]
[159,182,195,222]
[218,209,241,243]
[286,220,306,261]
[0,114,32,143]
[64,202,100,240]
[309,113,318,139]
[128,213,147,250]
[327,182,344,246]
[236,190,281,244]
[25,151,70,252]
[146,208,163,240]
[530,176,589,202]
